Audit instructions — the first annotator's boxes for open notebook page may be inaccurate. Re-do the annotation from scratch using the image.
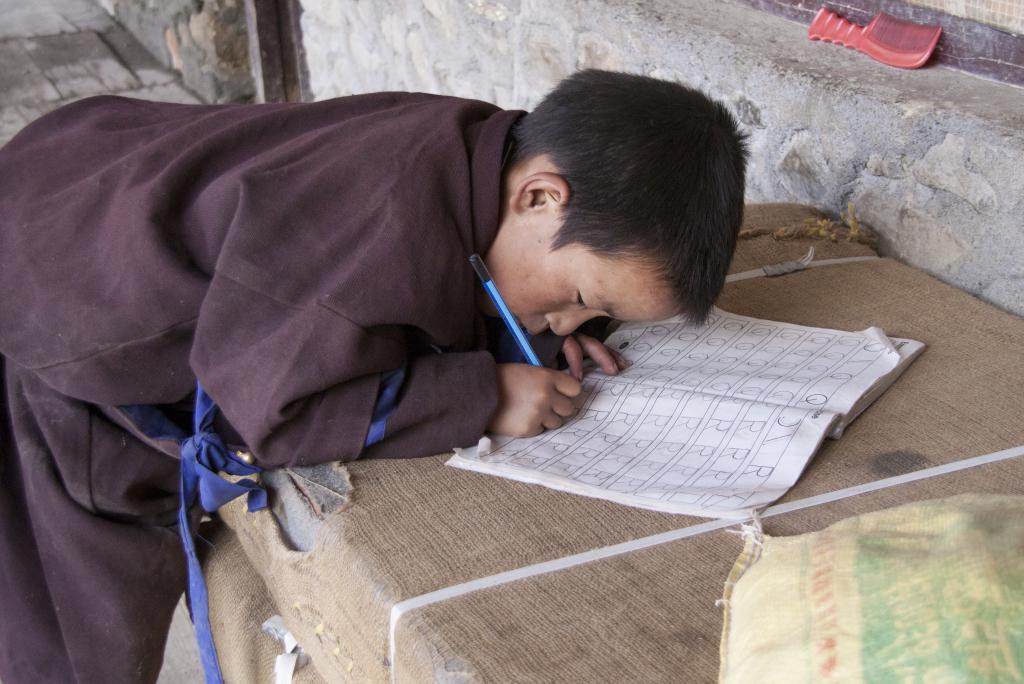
[603,309,923,425]
[448,310,924,518]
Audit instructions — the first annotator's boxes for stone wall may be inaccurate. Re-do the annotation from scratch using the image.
[297,0,1024,317]
[99,0,253,103]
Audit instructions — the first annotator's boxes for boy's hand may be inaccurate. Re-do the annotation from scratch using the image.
[561,333,629,381]
[489,364,582,437]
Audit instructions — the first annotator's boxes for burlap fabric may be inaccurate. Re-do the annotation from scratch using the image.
[206,204,1024,683]
[205,523,326,683]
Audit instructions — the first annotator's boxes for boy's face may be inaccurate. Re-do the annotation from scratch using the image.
[479,242,680,336]
[484,155,679,336]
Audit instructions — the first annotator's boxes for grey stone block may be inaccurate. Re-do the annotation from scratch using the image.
[100,23,177,87]
[0,40,64,107]
[23,30,140,99]
[116,82,202,104]
[54,0,116,32]
[0,0,113,39]
[0,1,77,39]
[0,106,30,147]
[912,134,998,215]
[1,101,66,146]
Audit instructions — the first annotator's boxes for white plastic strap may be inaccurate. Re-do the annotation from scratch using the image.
[725,250,879,283]
[274,654,298,684]
[388,443,1024,681]
[262,615,307,684]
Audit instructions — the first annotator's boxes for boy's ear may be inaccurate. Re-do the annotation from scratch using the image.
[514,172,570,214]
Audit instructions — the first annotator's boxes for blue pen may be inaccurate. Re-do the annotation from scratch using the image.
[469,254,543,367]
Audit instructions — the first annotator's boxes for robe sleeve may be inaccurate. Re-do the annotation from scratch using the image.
[358,351,498,460]
[190,273,498,468]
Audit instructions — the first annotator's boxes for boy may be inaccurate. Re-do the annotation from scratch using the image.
[0,70,746,682]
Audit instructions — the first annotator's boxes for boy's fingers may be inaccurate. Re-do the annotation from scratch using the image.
[552,394,576,417]
[578,334,619,375]
[552,371,582,398]
[541,411,564,430]
[561,335,584,381]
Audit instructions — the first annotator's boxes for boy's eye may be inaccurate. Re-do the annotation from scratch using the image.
[576,291,586,308]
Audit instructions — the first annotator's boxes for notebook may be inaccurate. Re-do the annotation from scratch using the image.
[448,309,925,518]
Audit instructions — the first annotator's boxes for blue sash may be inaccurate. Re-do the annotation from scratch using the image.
[174,365,405,681]
[177,383,267,684]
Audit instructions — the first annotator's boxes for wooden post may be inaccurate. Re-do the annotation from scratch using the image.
[243,0,309,102]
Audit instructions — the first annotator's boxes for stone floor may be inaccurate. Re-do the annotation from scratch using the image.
[0,0,200,146]
[0,0,203,681]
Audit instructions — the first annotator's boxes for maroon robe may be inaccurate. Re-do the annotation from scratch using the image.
[0,93,547,682]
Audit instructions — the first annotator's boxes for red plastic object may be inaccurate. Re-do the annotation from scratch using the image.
[808,7,942,69]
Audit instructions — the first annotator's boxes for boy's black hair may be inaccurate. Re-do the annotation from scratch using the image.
[509,69,748,324]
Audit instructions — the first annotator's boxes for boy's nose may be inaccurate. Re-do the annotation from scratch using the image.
[546,309,602,337]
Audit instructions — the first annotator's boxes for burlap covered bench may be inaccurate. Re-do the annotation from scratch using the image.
[203,204,1024,683]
